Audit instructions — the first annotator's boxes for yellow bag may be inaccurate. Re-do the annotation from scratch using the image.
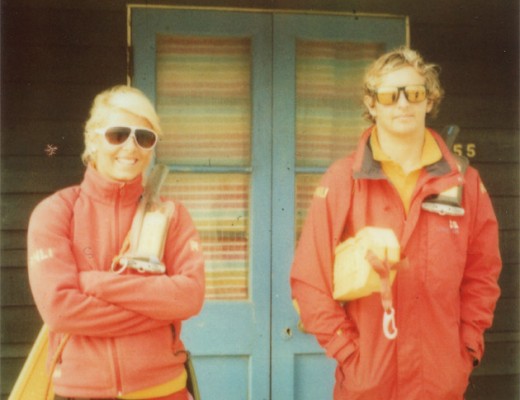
[333,227,400,301]
[9,324,200,400]
[9,325,54,400]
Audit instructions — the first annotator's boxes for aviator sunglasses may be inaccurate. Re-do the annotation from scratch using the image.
[95,126,159,150]
[373,85,427,106]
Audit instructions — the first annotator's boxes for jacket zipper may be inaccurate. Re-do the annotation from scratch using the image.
[112,185,124,396]
[112,338,123,396]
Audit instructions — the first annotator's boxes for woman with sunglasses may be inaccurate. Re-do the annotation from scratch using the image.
[27,85,205,400]
[291,47,501,399]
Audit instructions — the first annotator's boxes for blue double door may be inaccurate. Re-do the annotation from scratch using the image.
[131,8,406,399]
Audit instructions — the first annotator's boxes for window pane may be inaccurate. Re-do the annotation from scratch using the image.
[162,173,250,300]
[295,40,385,167]
[156,35,251,166]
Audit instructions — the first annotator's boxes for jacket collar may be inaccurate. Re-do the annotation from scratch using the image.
[352,126,460,180]
[80,165,144,206]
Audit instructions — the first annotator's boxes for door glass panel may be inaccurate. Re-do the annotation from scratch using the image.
[162,173,250,300]
[156,35,251,166]
[155,34,252,301]
[295,40,385,168]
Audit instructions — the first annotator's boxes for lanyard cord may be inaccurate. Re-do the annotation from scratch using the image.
[365,249,401,340]
[110,230,132,274]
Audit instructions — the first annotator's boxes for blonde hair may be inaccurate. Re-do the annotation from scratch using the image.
[363,47,444,123]
[82,85,162,165]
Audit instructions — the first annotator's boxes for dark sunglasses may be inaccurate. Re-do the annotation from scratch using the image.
[95,126,158,150]
[373,85,427,106]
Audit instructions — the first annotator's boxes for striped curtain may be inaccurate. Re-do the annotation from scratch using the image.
[156,35,252,300]
[295,40,384,239]
[161,174,249,300]
[156,35,251,166]
[296,40,384,167]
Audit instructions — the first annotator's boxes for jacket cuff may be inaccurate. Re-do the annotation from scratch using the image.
[466,347,480,367]
[461,323,484,362]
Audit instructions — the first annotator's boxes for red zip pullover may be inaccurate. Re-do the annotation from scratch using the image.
[28,166,205,398]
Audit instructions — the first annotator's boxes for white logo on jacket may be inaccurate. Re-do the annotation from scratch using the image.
[314,186,329,198]
[29,248,54,266]
[190,240,201,252]
[449,220,460,234]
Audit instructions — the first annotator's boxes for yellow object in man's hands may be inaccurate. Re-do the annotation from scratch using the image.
[333,227,400,301]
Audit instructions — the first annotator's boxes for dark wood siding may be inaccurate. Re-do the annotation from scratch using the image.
[1,1,518,399]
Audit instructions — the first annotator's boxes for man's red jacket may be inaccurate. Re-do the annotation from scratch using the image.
[290,127,502,399]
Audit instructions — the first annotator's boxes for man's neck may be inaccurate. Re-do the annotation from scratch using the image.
[376,128,425,174]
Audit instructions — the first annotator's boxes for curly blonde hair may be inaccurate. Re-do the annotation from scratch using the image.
[81,85,162,165]
[363,47,444,123]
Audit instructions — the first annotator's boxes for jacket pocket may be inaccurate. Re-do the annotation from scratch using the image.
[338,341,395,397]
[55,336,115,391]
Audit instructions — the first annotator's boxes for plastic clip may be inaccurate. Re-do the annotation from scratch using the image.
[111,258,127,274]
[383,307,398,340]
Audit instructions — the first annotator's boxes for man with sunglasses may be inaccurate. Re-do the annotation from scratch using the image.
[291,47,501,399]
